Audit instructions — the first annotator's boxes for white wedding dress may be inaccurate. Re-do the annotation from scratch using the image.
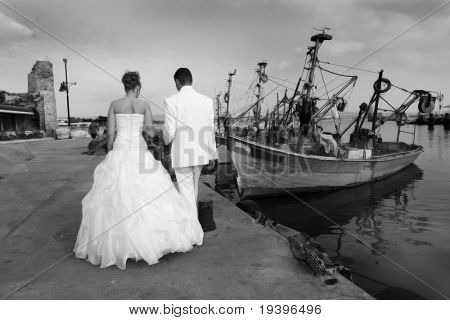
[74,113,203,270]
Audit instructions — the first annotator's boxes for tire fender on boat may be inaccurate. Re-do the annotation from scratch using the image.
[418,93,436,113]
[335,97,347,112]
[396,113,408,126]
[373,77,392,93]
[260,73,268,83]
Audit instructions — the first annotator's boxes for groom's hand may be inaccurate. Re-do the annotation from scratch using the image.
[206,159,219,173]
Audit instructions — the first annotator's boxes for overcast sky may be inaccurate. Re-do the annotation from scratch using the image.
[0,0,449,118]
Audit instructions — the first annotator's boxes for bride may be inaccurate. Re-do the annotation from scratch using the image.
[73,71,203,270]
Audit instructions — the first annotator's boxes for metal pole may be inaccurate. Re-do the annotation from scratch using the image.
[225,70,236,148]
[255,66,263,123]
[225,73,234,121]
[339,105,366,138]
[253,62,268,135]
[63,58,71,138]
[306,39,320,98]
[372,70,383,133]
[297,38,320,152]
[358,93,376,132]
[216,93,221,134]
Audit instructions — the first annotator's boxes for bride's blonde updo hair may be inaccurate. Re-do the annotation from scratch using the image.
[122,71,141,92]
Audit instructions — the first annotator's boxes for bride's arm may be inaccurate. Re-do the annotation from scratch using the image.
[106,103,115,151]
[144,102,156,138]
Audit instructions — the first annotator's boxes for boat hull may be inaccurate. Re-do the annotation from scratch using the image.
[215,135,227,146]
[230,136,423,198]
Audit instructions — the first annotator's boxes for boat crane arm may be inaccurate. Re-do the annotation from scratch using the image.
[374,92,421,129]
[228,98,264,127]
[229,80,284,127]
[311,76,357,124]
[264,94,291,122]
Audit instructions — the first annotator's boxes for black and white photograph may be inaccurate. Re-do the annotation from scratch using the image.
[0,0,449,318]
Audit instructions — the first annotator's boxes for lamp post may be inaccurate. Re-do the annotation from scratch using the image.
[59,58,76,137]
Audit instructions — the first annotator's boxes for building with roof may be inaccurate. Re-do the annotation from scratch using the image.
[0,61,57,140]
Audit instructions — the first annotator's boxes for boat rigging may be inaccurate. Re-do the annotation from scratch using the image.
[216,28,434,198]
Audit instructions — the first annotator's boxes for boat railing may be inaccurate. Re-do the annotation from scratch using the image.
[396,123,417,144]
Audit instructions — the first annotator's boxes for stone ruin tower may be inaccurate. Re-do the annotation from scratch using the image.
[28,61,57,137]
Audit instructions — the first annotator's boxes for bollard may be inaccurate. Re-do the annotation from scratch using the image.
[198,200,216,232]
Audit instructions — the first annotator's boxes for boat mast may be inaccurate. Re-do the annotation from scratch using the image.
[216,92,222,134]
[224,69,236,147]
[304,30,333,114]
[254,62,268,126]
[305,39,320,99]
[371,70,384,144]
[297,29,333,151]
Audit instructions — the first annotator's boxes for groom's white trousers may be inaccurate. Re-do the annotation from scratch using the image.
[174,165,203,208]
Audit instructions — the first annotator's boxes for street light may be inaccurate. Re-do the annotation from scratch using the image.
[59,58,76,137]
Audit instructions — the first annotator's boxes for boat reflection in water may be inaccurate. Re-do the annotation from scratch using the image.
[252,164,423,237]
[213,163,435,299]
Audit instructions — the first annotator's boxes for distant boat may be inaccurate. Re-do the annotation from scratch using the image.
[219,30,427,198]
[408,113,446,125]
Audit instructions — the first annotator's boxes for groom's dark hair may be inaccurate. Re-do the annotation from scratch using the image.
[174,68,193,85]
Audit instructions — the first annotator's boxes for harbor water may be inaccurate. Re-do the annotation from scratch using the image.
[214,120,450,299]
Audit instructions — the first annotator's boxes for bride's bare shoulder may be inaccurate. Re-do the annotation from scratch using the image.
[137,98,150,107]
[109,98,125,111]
[136,99,151,112]
[111,97,125,106]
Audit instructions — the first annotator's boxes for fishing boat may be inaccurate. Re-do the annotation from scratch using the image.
[219,29,432,198]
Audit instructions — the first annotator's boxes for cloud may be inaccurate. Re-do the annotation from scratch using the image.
[357,0,448,19]
[0,12,34,43]
[0,0,448,116]
[230,1,242,8]
[325,39,364,55]
[277,60,291,69]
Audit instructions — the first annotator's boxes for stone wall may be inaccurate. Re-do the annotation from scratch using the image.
[28,61,57,137]
[34,97,46,131]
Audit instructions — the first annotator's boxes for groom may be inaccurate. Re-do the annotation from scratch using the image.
[163,68,218,208]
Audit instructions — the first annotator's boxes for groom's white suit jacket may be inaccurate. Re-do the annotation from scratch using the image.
[163,86,218,169]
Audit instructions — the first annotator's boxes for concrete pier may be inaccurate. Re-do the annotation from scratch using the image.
[0,138,372,299]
